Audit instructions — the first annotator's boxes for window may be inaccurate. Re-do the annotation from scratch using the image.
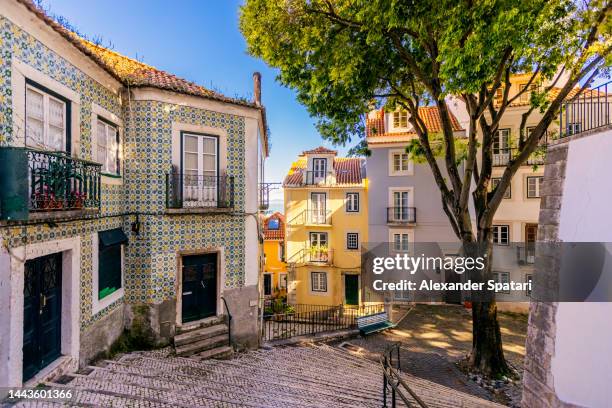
[311,272,327,292]
[492,225,510,245]
[393,153,410,172]
[310,232,329,262]
[279,273,287,290]
[26,83,68,151]
[519,83,538,103]
[525,274,533,297]
[492,272,510,294]
[268,218,280,230]
[491,178,511,199]
[566,122,581,135]
[95,118,120,175]
[312,158,327,179]
[493,129,510,154]
[182,133,218,205]
[346,193,359,212]
[263,273,272,296]
[494,87,504,106]
[347,233,359,250]
[392,232,410,252]
[393,110,408,128]
[391,190,412,222]
[97,228,128,301]
[279,241,285,262]
[527,176,543,198]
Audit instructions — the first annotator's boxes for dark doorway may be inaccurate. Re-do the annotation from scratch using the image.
[181,253,218,323]
[344,274,359,306]
[23,253,62,382]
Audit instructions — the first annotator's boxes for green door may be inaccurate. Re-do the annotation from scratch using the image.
[182,253,217,323]
[345,275,359,306]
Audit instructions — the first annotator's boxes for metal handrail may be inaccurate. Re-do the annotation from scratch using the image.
[560,80,611,138]
[381,343,428,408]
[220,296,232,347]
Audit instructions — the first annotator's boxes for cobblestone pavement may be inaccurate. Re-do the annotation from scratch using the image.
[342,304,528,406]
[10,342,504,407]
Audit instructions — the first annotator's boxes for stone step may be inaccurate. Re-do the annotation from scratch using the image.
[85,366,333,408]
[98,359,380,408]
[175,316,225,334]
[174,333,229,356]
[193,344,233,360]
[174,323,228,347]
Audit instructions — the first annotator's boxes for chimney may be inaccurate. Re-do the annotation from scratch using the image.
[253,72,262,106]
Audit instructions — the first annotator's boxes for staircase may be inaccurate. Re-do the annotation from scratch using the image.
[13,344,505,407]
[173,317,232,360]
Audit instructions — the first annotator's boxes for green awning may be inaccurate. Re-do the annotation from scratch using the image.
[99,228,128,248]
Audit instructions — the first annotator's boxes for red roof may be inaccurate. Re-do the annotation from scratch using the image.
[263,212,285,240]
[301,146,338,155]
[366,106,463,138]
[283,156,365,187]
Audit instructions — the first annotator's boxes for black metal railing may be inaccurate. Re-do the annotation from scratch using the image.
[387,207,416,224]
[560,80,611,138]
[166,173,234,209]
[381,343,428,408]
[308,247,333,263]
[263,303,385,341]
[304,171,335,185]
[27,148,101,211]
[258,182,281,211]
[221,296,232,348]
[492,147,546,167]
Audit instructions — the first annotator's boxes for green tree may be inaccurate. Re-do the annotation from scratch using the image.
[240,0,611,376]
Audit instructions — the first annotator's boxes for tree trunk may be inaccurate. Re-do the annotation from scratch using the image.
[467,231,510,377]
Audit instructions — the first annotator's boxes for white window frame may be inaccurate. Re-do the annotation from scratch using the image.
[491,177,511,199]
[492,225,510,245]
[279,273,288,290]
[25,83,67,152]
[388,149,413,176]
[389,229,414,253]
[94,118,120,175]
[92,232,124,315]
[346,192,359,212]
[493,272,510,294]
[392,110,408,129]
[519,83,538,104]
[526,176,543,198]
[346,232,359,250]
[311,271,328,293]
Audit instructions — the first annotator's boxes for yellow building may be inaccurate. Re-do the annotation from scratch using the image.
[283,147,368,306]
[262,212,287,299]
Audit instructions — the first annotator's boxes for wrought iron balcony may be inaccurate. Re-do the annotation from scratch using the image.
[26,149,101,212]
[387,207,416,224]
[166,173,234,210]
[560,80,611,138]
[516,244,536,265]
[308,247,334,264]
[492,148,546,167]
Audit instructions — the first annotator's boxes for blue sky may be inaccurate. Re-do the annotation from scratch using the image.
[44,0,351,193]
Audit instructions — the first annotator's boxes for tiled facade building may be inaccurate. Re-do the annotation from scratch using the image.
[0,0,268,387]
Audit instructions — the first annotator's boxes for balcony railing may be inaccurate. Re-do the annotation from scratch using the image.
[258,182,281,211]
[387,207,416,224]
[306,209,332,225]
[166,173,234,209]
[27,148,101,212]
[492,148,546,167]
[560,80,611,138]
[308,247,334,264]
[303,171,335,185]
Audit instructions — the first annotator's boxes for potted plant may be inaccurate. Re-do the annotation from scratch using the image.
[309,244,329,262]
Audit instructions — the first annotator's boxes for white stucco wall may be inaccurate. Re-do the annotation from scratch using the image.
[552,127,612,408]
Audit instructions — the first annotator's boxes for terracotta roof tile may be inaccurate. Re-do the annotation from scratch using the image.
[263,212,285,240]
[283,156,365,187]
[301,146,338,155]
[366,106,463,139]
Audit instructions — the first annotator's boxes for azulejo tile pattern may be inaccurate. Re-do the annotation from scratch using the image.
[0,17,248,332]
